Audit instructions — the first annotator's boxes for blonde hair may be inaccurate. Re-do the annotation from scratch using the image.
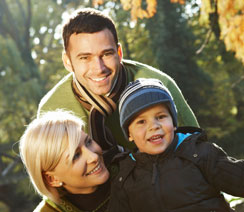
[19,110,85,203]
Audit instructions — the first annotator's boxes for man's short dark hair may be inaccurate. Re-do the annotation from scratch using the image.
[62,8,118,52]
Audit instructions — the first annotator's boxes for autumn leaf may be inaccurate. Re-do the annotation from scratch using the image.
[92,0,104,7]
[201,0,244,63]
[92,0,244,64]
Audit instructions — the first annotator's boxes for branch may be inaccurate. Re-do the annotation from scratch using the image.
[231,75,244,88]
[0,152,17,160]
[0,0,23,52]
[25,0,32,51]
[15,0,26,21]
[196,28,212,55]
[1,159,20,177]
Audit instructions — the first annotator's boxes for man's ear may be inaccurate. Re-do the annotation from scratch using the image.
[117,43,123,62]
[62,52,73,73]
[43,171,62,188]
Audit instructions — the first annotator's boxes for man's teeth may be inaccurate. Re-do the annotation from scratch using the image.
[92,77,106,82]
[87,164,101,175]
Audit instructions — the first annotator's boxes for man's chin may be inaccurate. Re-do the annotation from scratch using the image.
[89,87,111,96]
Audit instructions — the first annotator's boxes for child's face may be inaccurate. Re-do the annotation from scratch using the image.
[128,103,175,155]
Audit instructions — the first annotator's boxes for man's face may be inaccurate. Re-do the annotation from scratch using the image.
[128,104,175,155]
[63,29,122,96]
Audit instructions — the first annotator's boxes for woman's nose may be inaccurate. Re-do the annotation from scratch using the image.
[83,147,99,164]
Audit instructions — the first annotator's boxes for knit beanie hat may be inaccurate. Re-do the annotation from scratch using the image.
[119,78,177,140]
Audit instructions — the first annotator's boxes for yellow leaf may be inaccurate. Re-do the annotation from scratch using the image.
[92,0,104,7]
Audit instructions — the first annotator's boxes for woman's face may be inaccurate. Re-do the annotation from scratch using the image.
[46,130,109,194]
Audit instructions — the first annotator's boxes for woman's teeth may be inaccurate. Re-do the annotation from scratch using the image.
[86,164,101,175]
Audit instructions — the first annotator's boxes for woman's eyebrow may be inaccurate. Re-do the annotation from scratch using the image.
[84,135,91,144]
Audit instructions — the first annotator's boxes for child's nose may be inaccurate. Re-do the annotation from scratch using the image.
[149,119,160,131]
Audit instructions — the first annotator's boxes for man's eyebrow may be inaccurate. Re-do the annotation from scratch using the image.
[75,48,116,58]
[102,48,116,53]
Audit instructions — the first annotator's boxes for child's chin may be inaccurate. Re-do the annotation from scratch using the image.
[146,148,165,155]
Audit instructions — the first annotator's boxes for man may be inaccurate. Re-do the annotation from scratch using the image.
[38,8,199,160]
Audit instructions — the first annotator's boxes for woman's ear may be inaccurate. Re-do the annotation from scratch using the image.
[43,171,62,188]
[62,52,73,73]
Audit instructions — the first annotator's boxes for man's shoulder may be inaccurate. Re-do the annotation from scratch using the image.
[38,73,73,106]
[37,73,86,118]
[122,59,175,85]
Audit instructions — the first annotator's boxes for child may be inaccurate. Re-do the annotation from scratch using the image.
[108,78,244,212]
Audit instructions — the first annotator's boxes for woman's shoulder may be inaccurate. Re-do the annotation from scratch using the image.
[33,199,62,212]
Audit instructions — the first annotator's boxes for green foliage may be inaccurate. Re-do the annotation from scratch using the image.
[145,0,212,116]
[191,12,244,142]
[0,201,9,212]
[1,0,244,210]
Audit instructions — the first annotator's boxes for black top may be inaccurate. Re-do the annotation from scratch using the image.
[65,179,110,212]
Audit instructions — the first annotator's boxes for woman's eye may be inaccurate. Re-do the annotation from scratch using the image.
[85,137,92,147]
[73,151,80,162]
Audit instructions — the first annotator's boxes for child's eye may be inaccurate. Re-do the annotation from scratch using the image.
[157,115,166,120]
[136,119,145,125]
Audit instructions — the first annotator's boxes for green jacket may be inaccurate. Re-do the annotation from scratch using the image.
[38,60,199,149]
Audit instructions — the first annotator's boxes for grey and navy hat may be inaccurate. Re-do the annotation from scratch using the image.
[119,78,177,140]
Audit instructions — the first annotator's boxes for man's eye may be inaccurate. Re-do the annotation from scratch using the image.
[103,51,114,57]
[80,56,88,60]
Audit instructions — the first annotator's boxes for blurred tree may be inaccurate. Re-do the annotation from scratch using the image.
[0,0,89,210]
[1,0,244,210]
[145,0,212,119]
[96,0,244,64]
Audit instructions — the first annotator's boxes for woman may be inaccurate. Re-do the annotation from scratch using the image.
[19,110,110,212]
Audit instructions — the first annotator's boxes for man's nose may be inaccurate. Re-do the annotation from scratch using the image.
[92,57,106,73]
